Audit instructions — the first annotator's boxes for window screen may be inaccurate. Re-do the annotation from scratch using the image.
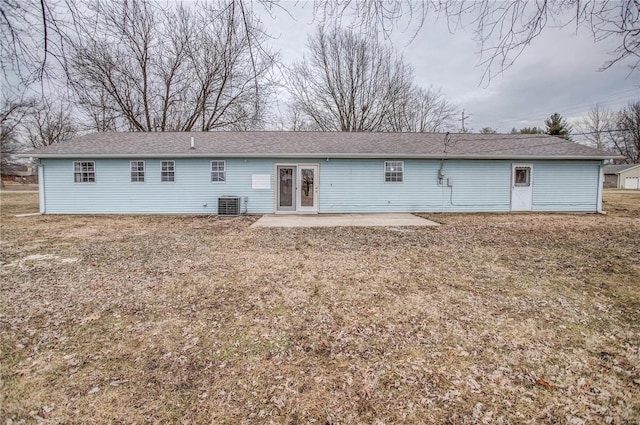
[211,160,226,183]
[130,161,145,182]
[385,161,404,183]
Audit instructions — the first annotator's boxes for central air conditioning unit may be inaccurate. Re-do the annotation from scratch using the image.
[218,196,241,216]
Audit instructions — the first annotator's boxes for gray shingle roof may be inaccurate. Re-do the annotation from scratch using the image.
[603,164,640,174]
[22,131,615,160]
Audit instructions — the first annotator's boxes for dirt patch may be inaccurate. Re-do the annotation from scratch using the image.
[1,192,639,424]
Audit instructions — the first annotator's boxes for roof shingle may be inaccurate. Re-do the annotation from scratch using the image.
[23,131,615,160]
[603,164,640,174]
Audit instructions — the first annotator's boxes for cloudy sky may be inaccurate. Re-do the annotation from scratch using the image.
[258,2,640,135]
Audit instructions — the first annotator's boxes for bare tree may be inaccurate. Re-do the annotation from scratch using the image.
[611,101,640,164]
[287,26,416,132]
[1,96,34,166]
[307,1,640,82]
[24,99,76,148]
[282,103,319,131]
[287,26,454,132]
[76,87,121,133]
[386,86,456,132]
[1,0,49,85]
[180,2,275,131]
[4,0,638,98]
[66,0,167,131]
[580,104,614,150]
[65,1,276,132]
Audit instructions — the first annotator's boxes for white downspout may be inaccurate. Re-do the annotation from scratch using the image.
[597,162,604,213]
[36,159,46,214]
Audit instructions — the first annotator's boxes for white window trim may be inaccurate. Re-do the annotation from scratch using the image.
[73,161,96,184]
[210,160,226,183]
[160,160,176,183]
[130,160,145,183]
[514,166,531,187]
[384,160,404,183]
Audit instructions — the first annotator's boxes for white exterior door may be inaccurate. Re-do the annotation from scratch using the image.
[276,163,319,213]
[276,165,296,212]
[297,165,319,213]
[511,164,533,211]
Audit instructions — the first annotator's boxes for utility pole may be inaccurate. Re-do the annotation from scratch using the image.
[461,109,470,133]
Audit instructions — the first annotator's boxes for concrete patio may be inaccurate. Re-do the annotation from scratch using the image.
[250,213,440,228]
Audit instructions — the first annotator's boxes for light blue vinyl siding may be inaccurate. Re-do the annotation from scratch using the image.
[41,158,276,214]
[40,157,602,214]
[320,159,512,213]
[320,159,599,213]
[531,161,600,212]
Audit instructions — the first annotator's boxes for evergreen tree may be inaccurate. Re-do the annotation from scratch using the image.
[545,113,573,140]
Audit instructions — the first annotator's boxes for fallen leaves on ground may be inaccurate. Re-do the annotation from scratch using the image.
[0,192,639,424]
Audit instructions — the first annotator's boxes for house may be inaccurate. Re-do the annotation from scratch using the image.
[21,131,616,215]
[603,164,640,189]
[1,164,38,184]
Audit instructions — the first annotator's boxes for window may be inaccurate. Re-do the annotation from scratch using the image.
[130,161,145,182]
[211,160,226,183]
[514,167,531,186]
[384,161,404,183]
[161,160,175,182]
[74,161,96,183]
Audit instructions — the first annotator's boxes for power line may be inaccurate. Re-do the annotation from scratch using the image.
[464,87,640,130]
[470,96,638,129]
[529,88,639,115]
[516,88,639,118]
[572,128,631,136]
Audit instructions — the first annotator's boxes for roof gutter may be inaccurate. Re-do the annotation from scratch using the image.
[19,153,621,161]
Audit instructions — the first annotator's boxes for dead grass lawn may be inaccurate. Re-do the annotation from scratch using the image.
[1,192,639,424]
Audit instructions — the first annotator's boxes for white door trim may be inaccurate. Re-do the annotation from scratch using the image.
[274,163,320,213]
